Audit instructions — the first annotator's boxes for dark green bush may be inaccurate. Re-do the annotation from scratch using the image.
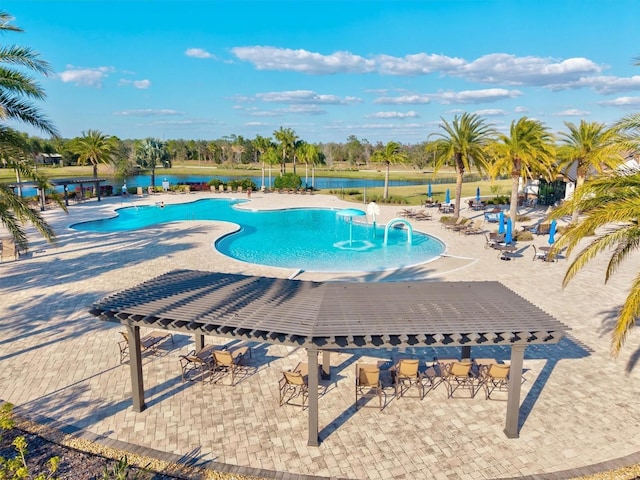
[274,173,302,189]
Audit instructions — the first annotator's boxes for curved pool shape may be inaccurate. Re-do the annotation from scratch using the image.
[71,199,446,272]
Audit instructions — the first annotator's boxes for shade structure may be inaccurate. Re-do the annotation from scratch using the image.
[445,188,451,204]
[505,217,513,244]
[336,208,366,245]
[548,219,557,245]
[498,211,505,234]
[476,187,481,202]
[427,182,432,198]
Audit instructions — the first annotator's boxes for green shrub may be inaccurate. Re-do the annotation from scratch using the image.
[515,230,533,241]
[207,178,223,188]
[274,173,302,190]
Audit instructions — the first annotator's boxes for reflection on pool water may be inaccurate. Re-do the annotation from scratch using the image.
[71,199,446,272]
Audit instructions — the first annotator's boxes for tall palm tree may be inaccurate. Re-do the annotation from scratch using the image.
[273,127,298,175]
[297,142,321,189]
[136,137,168,189]
[252,135,273,190]
[488,117,556,227]
[548,171,640,357]
[428,113,496,218]
[372,141,408,200]
[70,129,117,200]
[0,11,60,250]
[557,120,630,223]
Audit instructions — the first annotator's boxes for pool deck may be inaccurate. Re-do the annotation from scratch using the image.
[1,190,639,479]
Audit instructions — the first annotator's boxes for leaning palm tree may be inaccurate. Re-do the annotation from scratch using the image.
[488,117,556,227]
[556,120,630,223]
[372,141,408,200]
[548,171,640,357]
[428,113,496,219]
[0,11,61,250]
[70,129,117,199]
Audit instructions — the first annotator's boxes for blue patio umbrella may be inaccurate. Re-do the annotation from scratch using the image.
[336,208,366,246]
[548,219,557,245]
[498,210,505,234]
[505,217,513,244]
[445,188,450,204]
[427,182,432,199]
[476,187,481,202]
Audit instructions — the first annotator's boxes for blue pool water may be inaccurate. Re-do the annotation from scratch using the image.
[71,199,446,272]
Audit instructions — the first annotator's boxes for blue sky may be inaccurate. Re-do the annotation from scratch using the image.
[5,0,640,144]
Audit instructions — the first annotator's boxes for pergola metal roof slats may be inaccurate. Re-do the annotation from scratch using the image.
[89,269,570,445]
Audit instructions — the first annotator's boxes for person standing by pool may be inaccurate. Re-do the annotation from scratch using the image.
[122,182,127,196]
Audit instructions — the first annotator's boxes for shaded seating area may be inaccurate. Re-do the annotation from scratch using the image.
[211,346,250,385]
[90,270,570,445]
[392,358,424,399]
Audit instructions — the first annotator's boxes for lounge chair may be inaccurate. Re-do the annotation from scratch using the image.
[441,360,476,398]
[478,362,510,400]
[279,362,309,409]
[118,330,173,364]
[532,223,550,235]
[484,232,505,249]
[355,363,384,410]
[461,219,484,235]
[178,344,226,382]
[392,358,424,399]
[442,217,466,230]
[413,210,432,221]
[449,218,471,232]
[211,346,249,386]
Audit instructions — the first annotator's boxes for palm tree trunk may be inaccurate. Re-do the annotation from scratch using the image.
[571,175,585,223]
[510,174,519,227]
[15,169,22,197]
[383,163,390,199]
[454,155,464,219]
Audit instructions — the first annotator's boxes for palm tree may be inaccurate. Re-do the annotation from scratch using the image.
[136,137,168,189]
[428,113,496,218]
[0,11,61,250]
[297,142,321,189]
[70,130,117,200]
[557,120,630,223]
[372,141,408,200]
[488,117,556,227]
[273,127,298,175]
[252,135,273,191]
[263,146,280,190]
[548,171,640,357]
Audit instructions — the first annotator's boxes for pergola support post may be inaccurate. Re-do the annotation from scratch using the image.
[127,325,146,412]
[504,343,526,438]
[307,347,320,446]
[194,333,205,352]
[321,350,331,379]
[461,345,471,360]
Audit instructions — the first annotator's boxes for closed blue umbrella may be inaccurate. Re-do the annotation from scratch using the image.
[505,217,513,244]
[476,187,481,203]
[427,182,432,199]
[498,211,505,234]
[548,219,557,245]
[445,188,450,204]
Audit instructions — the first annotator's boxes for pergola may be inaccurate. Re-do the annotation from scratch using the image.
[89,269,570,446]
[7,177,106,209]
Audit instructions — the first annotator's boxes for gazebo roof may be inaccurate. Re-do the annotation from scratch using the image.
[89,270,569,349]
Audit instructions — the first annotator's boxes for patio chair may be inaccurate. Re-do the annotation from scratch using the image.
[355,364,384,410]
[279,362,309,409]
[533,223,550,236]
[462,219,484,235]
[211,346,249,386]
[442,217,465,230]
[392,358,424,399]
[484,232,505,249]
[413,210,432,221]
[178,344,224,382]
[118,330,173,364]
[478,363,510,400]
[441,360,476,398]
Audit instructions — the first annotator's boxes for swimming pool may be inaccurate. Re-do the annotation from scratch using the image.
[71,199,446,272]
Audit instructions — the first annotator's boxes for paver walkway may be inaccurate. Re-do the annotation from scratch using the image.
[0,191,639,479]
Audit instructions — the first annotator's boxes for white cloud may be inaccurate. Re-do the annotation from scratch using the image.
[473,109,506,117]
[59,66,113,87]
[185,48,215,59]
[435,88,522,104]
[367,111,419,119]
[114,109,184,117]
[514,106,529,113]
[231,46,376,74]
[374,94,431,105]
[569,75,640,94]
[553,108,590,116]
[457,54,602,86]
[598,96,640,107]
[256,90,360,105]
[375,53,465,76]
[118,79,151,89]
